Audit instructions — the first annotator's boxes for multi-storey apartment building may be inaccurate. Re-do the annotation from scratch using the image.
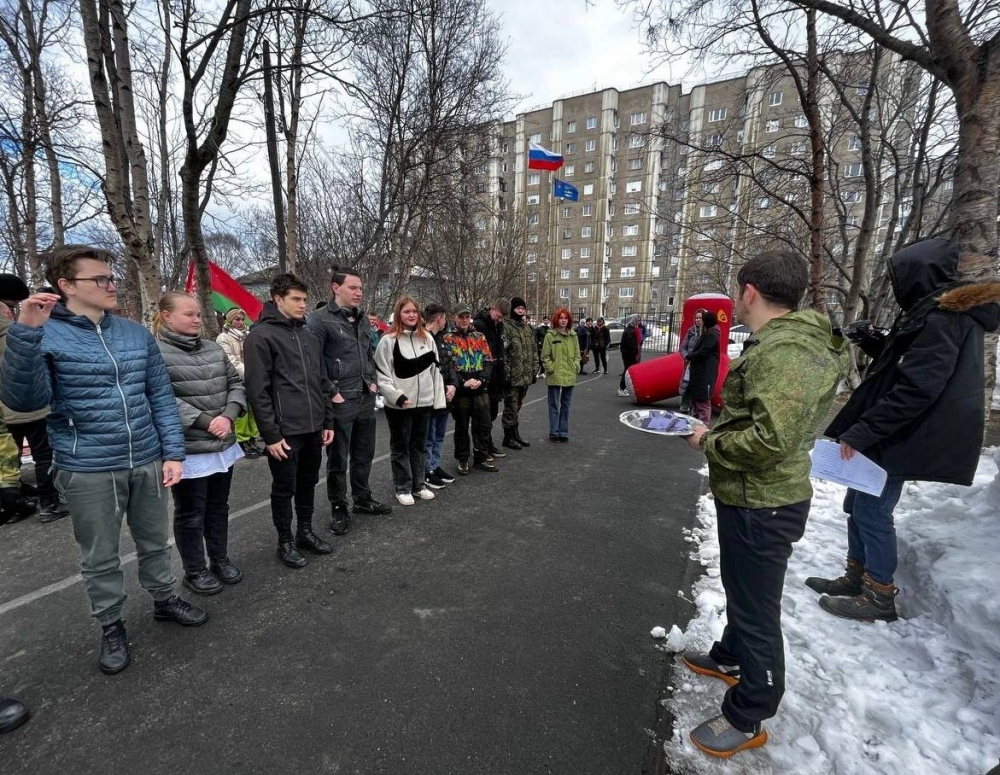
[493,50,918,322]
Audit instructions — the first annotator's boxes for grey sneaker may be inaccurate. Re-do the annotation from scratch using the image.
[689,714,767,758]
[682,652,741,686]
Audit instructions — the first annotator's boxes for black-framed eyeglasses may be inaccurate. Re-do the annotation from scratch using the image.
[74,276,117,289]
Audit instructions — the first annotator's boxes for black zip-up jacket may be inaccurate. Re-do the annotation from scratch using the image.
[244,302,335,445]
[685,325,721,400]
[306,299,377,399]
[432,329,456,390]
[826,237,1000,485]
[591,325,611,350]
[473,309,505,390]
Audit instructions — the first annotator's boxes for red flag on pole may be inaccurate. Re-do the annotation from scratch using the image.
[185,261,264,322]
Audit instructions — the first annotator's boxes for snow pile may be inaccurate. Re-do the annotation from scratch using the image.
[993,339,1000,410]
[662,454,1000,774]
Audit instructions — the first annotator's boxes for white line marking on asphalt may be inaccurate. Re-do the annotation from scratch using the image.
[0,380,603,618]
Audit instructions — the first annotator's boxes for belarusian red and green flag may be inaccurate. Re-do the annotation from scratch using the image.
[184,260,264,322]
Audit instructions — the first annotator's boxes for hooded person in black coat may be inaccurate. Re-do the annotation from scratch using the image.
[684,310,720,423]
[809,237,1000,622]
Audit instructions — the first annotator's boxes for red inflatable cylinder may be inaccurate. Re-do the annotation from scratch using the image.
[625,294,734,407]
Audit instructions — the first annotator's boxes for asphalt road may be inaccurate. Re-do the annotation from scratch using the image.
[0,359,705,775]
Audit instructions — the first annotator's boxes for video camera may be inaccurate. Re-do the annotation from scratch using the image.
[834,319,888,344]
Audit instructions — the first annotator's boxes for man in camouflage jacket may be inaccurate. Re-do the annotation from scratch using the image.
[680,252,849,759]
[500,297,539,450]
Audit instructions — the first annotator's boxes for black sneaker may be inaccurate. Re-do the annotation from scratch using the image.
[488,446,507,459]
[210,557,243,585]
[153,595,208,626]
[457,461,471,476]
[37,494,69,523]
[434,467,456,483]
[0,696,29,733]
[183,569,224,596]
[425,472,447,490]
[473,459,499,472]
[98,620,130,675]
[353,498,392,515]
[330,504,351,536]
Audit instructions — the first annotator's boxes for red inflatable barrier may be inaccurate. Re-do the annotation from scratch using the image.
[625,293,734,407]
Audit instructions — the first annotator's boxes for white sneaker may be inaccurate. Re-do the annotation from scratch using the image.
[414,488,436,501]
[617,389,629,397]
[395,492,415,506]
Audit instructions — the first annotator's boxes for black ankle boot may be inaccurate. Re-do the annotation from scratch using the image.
[153,595,209,626]
[513,425,530,447]
[0,696,29,733]
[277,537,307,568]
[98,620,131,675]
[297,524,332,554]
[501,429,522,450]
[805,558,864,597]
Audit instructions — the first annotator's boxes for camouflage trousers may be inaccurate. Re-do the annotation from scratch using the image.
[0,407,21,489]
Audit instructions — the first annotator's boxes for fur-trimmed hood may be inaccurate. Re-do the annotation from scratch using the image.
[935,281,1000,332]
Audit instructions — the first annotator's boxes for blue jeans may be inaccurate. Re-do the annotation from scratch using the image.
[424,409,449,473]
[547,385,574,438]
[844,477,905,584]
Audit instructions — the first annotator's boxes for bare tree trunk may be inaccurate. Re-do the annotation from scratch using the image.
[804,9,825,311]
[262,39,287,272]
[19,67,40,280]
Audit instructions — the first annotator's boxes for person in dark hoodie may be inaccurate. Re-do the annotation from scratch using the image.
[500,296,539,450]
[684,310,721,424]
[474,298,510,459]
[422,303,457,489]
[809,237,1000,622]
[617,314,643,396]
[244,273,336,569]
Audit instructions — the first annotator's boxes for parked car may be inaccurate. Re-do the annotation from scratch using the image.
[605,319,625,348]
[728,323,751,359]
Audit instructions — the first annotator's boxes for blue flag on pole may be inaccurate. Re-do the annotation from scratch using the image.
[554,179,579,201]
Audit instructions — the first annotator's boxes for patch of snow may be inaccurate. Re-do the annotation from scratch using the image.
[650,626,667,639]
[664,625,687,653]
[993,339,1000,410]
[664,452,1000,774]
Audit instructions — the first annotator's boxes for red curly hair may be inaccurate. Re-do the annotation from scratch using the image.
[551,307,574,330]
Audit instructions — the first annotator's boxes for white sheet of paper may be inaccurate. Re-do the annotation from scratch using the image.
[182,443,245,480]
[809,439,888,497]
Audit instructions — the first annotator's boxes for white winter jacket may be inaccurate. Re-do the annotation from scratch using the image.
[375,330,446,410]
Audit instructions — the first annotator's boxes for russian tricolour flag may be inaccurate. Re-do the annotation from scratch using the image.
[528,142,564,171]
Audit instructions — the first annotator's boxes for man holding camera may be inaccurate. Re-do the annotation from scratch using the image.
[809,237,1000,622]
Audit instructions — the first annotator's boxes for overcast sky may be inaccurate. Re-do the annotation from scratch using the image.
[487,0,691,116]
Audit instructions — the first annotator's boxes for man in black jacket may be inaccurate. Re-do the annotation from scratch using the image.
[810,237,1000,621]
[245,273,336,568]
[473,299,510,459]
[306,266,392,536]
[423,303,457,488]
[617,315,643,396]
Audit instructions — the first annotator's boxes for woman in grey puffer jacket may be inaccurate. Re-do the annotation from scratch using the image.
[155,292,247,596]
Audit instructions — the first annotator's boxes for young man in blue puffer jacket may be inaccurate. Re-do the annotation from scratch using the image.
[0,245,208,676]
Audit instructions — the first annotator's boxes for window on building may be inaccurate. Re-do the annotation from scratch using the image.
[696,228,713,241]
[585,139,596,152]
[583,161,595,174]
[527,194,539,205]
[763,144,777,158]
[561,248,572,260]
[527,214,539,226]
[757,197,770,209]
[560,287,569,299]
[619,287,635,298]
[528,234,539,244]
[580,247,591,258]
[794,114,808,128]
[766,119,780,133]
[630,111,647,125]
[857,83,869,96]
[476,182,487,193]
[578,287,588,298]
[566,120,577,133]
[561,268,571,279]
[562,227,572,239]
[629,135,645,148]
[581,226,592,238]
[769,91,783,106]
[944,179,953,190]
[629,158,643,170]
[529,172,540,186]
[530,132,541,144]
[622,245,638,257]
[586,116,597,129]
[608,204,615,216]
[607,225,614,237]
[620,224,637,237]
[848,136,861,151]
[566,142,576,154]
[703,182,720,194]
[526,252,536,264]
[700,205,718,218]
[583,184,594,196]
[706,132,723,147]
[655,222,666,235]
[502,163,508,173]
[528,272,537,282]
[790,142,806,155]
[652,266,661,278]
[623,202,640,215]
[845,162,863,177]
[582,204,593,216]
[670,256,679,265]
[580,267,590,278]
[564,164,575,176]
[562,206,572,218]
[609,181,617,195]
[625,180,642,193]
[708,107,727,122]
[704,159,723,172]
[620,266,636,277]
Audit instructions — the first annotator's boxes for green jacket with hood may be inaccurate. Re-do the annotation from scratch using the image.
[541,328,580,387]
[700,309,849,508]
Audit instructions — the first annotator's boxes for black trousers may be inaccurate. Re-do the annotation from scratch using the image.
[326,392,377,507]
[451,393,492,463]
[267,431,323,536]
[9,418,54,497]
[709,499,810,733]
[591,348,608,373]
[384,406,432,494]
[620,355,638,391]
[171,467,234,574]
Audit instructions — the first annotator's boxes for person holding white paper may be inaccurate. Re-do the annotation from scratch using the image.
[811,237,1000,622]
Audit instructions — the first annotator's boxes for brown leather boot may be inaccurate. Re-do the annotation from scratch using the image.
[819,573,898,622]
[805,558,864,597]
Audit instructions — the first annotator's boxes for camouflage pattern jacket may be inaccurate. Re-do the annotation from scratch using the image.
[503,318,539,388]
[700,310,849,508]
